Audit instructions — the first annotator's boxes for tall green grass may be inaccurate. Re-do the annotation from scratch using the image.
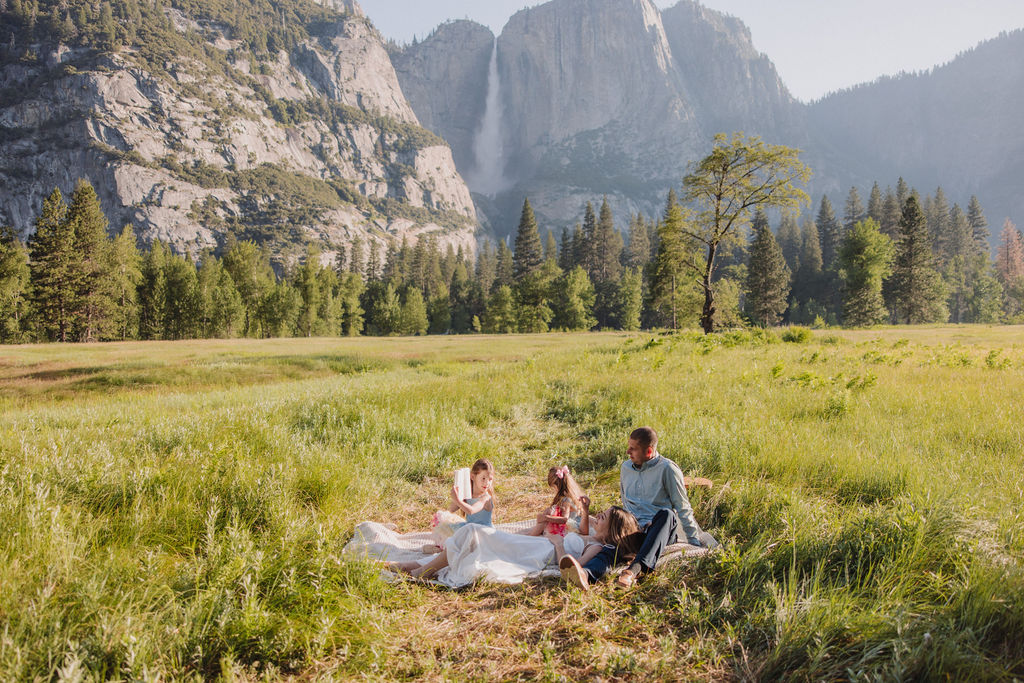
[0,328,1022,679]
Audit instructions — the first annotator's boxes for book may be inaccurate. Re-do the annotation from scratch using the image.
[454,468,471,502]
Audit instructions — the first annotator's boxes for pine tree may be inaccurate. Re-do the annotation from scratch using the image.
[880,188,901,238]
[591,197,622,284]
[448,260,474,333]
[258,281,300,338]
[967,196,989,253]
[513,198,543,281]
[838,218,893,327]
[28,187,77,342]
[162,251,200,339]
[363,281,400,335]
[314,267,341,336]
[494,239,514,290]
[366,239,381,282]
[222,239,273,337]
[427,293,451,334]
[557,228,574,272]
[995,219,1024,322]
[776,213,801,273]
[625,214,650,270]
[650,190,693,330]
[294,247,322,337]
[348,237,364,276]
[550,266,596,331]
[514,259,556,333]
[896,177,910,208]
[790,217,826,324]
[943,205,974,323]
[928,187,952,265]
[108,225,141,340]
[867,182,884,225]
[571,222,586,272]
[66,179,115,342]
[579,202,597,276]
[338,272,365,336]
[398,286,428,335]
[475,240,497,294]
[138,240,167,340]
[816,195,841,270]
[744,217,791,327]
[543,230,558,263]
[0,226,30,343]
[196,254,242,338]
[482,285,516,334]
[889,195,947,324]
[843,186,866,233]
[612,267,643,331]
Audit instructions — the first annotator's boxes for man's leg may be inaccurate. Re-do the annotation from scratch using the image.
[629,509,679,575]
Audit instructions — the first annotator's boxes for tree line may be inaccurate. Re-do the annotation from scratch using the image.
[3,137,1024,343]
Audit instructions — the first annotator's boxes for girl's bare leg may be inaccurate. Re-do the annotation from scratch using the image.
[410,551,449,579]
[386,560,424,573]
[520,522,546,536]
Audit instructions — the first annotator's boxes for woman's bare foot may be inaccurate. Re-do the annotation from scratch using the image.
[385,560,421,574]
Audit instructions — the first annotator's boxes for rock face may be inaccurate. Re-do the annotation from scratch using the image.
[660,1,804,142]
[394,0,804,237]
[391,20,495,178]
[0,4,477,263]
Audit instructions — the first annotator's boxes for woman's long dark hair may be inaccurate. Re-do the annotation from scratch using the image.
[602,506,644,562]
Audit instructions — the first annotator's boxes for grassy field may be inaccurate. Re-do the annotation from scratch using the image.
[1,327,1023,681]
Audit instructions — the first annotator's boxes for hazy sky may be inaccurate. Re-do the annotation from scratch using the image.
[358,0,1024,102]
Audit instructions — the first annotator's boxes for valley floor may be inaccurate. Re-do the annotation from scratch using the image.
[1,327,1022,680]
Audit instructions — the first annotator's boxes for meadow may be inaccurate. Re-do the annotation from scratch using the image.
[1,327,1022,681]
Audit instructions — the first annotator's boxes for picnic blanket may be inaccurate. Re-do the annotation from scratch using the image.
[344,519,718,588]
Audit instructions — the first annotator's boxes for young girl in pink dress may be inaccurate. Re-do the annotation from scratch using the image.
[522,465,590,537]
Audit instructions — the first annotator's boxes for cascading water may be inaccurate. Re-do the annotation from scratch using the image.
[468,39,509,197]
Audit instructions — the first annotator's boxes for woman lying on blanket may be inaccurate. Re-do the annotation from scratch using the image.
[388,506,642,585]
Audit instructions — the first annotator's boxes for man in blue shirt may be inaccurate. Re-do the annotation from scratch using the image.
[560,426,703,590]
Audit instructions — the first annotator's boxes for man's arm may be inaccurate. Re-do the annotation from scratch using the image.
[664,460,703,545]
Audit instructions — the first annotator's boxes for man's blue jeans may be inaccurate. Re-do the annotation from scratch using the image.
[582,509,682,581]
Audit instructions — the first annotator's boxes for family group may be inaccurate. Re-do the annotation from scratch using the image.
[388,426,707,590]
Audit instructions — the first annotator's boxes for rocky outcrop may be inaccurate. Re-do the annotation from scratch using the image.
[392,20,495,177]
[0,5,477,264]
[660,0,804,141]
[389,0,808,236]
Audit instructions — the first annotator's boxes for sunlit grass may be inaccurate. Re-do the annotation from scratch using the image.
[1,327,1022,680]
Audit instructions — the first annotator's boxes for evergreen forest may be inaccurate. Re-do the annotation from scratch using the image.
[2,172,1022,344]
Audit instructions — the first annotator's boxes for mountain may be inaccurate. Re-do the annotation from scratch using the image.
[806,29,1024,227]
[392,0,1022,243]
[0,0,477,264]
[394,0,805,237]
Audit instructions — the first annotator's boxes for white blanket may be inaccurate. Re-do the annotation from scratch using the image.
[344,519,718,589]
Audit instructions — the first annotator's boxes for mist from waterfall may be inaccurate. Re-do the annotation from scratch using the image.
[468,40,509,197]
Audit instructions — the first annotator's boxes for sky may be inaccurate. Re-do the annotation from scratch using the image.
[357,0,1024,102]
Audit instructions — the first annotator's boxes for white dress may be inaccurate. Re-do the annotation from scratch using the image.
[434,524,585,588]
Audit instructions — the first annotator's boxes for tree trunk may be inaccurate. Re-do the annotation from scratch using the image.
[700,243,717,334]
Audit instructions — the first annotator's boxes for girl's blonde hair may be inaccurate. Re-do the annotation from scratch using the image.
[547,465,584,511]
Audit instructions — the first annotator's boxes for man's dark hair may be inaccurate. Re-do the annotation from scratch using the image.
[629,426,658,450]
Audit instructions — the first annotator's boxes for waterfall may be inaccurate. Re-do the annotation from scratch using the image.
[468,40,508,197]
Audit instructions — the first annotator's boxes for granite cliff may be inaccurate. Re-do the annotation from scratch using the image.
[0,0,477,264]
[393,0,1022,241]
[395,0,804,237]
